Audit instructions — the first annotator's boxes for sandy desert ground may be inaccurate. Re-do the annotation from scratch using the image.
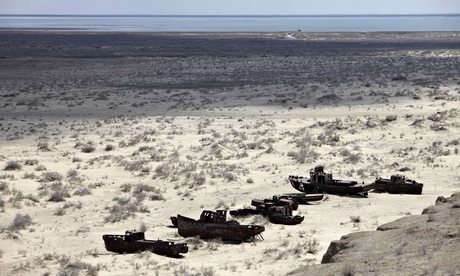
[0,31,459,275]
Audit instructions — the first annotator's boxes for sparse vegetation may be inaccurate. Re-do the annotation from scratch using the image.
[4,161,22,171]
[7,213,33,232]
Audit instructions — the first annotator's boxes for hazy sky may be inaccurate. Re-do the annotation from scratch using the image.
[1,0,460,15]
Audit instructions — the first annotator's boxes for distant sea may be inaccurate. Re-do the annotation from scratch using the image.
[0,15,459,32]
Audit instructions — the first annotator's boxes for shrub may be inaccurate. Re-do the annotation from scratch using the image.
[35,164,47,171]
[350,216,361,223]
[104,197,149,223]
[37,141,51,151]
[48,190,70,202]
[0,181,9,191]
[22,172,36,179]
[8,213,33,231]
[4,161,22,171]
[67,169,78,178]
[54,207,66,216]
[120,183,132,193]
[215,199,229,210]
[81,144,96,153]
[343,154,362,164]
[40,172,63,182]
[307,238,319,254]
[24,159,39,166]
[150,194,164,201]
[105,144,114,151]
[73,187,91,196]
[48,183,71,202]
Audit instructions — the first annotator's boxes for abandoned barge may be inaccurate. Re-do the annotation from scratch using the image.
[102,230,188,256]
[373,174,423,194]
[176,210,265,241]
[289,165,374,196]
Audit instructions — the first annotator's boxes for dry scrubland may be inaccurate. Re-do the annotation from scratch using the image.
[0,31,459,275]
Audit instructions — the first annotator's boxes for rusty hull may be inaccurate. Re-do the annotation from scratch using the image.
[176,210,265,241]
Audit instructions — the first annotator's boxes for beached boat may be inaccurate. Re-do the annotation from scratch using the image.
[251,195,299,210]
[278,193,326,204]
[373,174,423,194]
[289,165,373,196]
[176,210,265,241]
[102,230,188,256]
[268,212,305,225]
[230,202,304,225]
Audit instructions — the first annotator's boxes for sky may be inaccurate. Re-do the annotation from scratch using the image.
[1,0,460,15]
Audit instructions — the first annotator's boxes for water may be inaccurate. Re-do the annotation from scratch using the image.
[0,15,459,32]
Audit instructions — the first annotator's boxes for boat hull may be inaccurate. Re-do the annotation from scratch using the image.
[268,214,304,225]
[289,176,373,196]
[279,193,325,204]
[103,235,188,256]
[230,208,304,225]
[373,179,423,194]
[176,214,264,241]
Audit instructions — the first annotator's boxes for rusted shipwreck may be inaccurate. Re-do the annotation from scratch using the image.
[103,230,188,256]
[176,210,265,241]
[230,196,304,225]
[373,174,423,194]
[278,193,325,204]
[289,165,373,196]
[230,203,304,225]
[251,195,299,210]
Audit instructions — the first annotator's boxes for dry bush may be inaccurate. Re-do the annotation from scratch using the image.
[81,144,96,153]
[0,181,9,191]
[306,238,320,254]
[56,255,99,276]
[288,148,319,164]
[54,207,66,216]
[4,161,22,171]
[120,183,132,193]
[124,160,148,172]
[185,237,204,251]
[206,238,223,251]
[0,173,15,180]
[350,216,361,223]
[40,171,63,182]
[343,153,362,164]
[73,187,91,196]
[47,182,71,202]
[215,199,229,210]
[104,144,115,151]
[24,159,39,166]
[104,196,149,223]
[22,172,36,179]
[37,141,51,151]
[8,213,33,232]
[35,164,47,171]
